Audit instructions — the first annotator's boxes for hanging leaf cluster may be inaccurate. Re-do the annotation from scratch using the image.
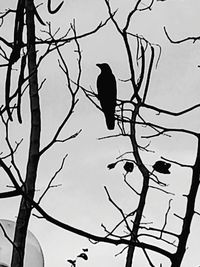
[67,248,88,266]
[107,161,134,174]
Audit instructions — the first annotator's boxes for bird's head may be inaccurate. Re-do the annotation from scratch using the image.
[96,63,111,71]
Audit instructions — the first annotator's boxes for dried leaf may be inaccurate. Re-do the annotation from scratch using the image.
[67,259,76,267]
[123,162,134,173]
[153,160,171,174]
[107,162,117,170]
[77,252,88,260]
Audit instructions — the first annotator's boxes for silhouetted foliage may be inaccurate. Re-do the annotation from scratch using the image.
[123,162,134,173]
[152,160,171,174]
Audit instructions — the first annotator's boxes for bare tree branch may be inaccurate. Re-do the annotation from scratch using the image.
[38,154,68,204]
[164,26,200,44]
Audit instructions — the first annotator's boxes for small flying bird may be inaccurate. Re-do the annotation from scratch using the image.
[96,63,117,130]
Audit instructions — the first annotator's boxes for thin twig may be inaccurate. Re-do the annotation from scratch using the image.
[38,154,68,204]
[104,186,132,232]
[160,199,173,238]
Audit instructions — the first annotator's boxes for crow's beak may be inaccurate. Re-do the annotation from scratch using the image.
[96,63,101,68]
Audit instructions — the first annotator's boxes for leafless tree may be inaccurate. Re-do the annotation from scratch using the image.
[83,0,200,266]
[0,0,114,266]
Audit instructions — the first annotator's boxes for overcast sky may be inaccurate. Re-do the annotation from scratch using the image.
[0,1,200,267]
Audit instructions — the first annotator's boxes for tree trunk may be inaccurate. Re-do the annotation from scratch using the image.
[11,1,41,266]
[171,137,200,267]
[125,105,150,267]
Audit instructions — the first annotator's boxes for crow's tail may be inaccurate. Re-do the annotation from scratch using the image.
[104,112,115,130]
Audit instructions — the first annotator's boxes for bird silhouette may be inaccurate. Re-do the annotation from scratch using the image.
[96,63,117,130]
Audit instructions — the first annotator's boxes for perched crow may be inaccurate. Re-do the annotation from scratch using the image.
[96,63,117,130]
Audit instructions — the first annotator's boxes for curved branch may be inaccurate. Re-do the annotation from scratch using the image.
[0,189,20,198]
[138,121,198,138]
[0,36,13,48]
[47,0,64,14]
[123,0,142,32]
[142,45,154,102]
[0,152,172,260]
[136,39,145,90]
[31,197,173,260]
[104,186,132,232]
[35,10,117,45]
[164,26,200,44]
[39,24,82,156]
[17,54,26,123]
[142,102,200,117]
